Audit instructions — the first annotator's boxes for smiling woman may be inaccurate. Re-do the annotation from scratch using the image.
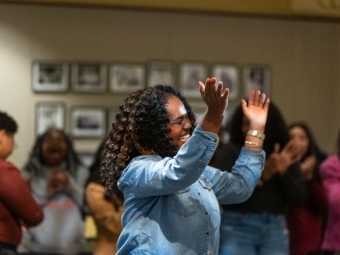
[18,128,89,255]
[100,78,270,254]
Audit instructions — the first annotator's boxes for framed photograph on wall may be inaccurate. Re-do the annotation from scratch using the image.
[70,106,106,138]
[32,61,69,92]
[35,102,65,136]
[146,60,176,87]
[242,64,271,97]
[179,62,208,98]
[71,62,107,93]
[109,63,145,93]
[212,64,240,101]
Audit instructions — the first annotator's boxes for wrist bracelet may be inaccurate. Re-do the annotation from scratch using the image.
[247,130,265,140]
[244,140,263,148]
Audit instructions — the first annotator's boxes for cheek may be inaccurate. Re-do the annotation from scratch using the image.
[169,126,181,140]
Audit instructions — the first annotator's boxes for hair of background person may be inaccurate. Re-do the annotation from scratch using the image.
[0,111,18,134]
[227,101,289,156]
[100,85,196,198]
[23,127,81,178]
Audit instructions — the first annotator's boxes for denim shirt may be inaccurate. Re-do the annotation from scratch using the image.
[117,125,265,255]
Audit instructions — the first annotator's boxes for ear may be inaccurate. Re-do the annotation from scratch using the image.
[0,130,4,146]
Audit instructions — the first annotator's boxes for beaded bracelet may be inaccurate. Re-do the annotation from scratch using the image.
[244,140,263,148]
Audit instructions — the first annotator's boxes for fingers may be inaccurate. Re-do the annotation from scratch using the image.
[273,143,280,153]
[247,90,269,108]
[198,81,205,96]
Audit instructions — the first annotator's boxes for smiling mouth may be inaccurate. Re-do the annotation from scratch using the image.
[179,134,190,142]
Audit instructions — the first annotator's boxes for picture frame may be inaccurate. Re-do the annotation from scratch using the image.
[212,64,240,101]
[109,62,145,93]
[35,102,65,136]
[70,106,106,138]
[242,64,271,97]
[32,61,69,92]
[71,62,107,93]
[179,61,208,98]
[146,60,176,87]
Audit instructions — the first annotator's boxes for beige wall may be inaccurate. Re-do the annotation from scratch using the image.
[1,3,340,168]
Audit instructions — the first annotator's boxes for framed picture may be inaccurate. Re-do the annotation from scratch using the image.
[109,62,145,93]
[179,62,208,98]
[242,64,271,97]
[78,152,95,168]
[70,107,106,138]
[212,64,240,101]
[71,62,107,93]
[35,102,65,136]
[32,61,69,92]
[146,60,176,87]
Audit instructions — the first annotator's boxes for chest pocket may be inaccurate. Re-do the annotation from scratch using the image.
[169,187,197,217]
[198,178,213,191]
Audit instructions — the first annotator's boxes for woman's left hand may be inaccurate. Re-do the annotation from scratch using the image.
[242,90,270,132]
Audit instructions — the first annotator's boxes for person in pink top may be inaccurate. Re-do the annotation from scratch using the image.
[320,129,340,253]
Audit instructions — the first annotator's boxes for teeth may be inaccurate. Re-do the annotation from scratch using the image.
[179,134,190,141]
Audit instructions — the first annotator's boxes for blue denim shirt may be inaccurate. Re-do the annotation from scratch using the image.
[117,125,265,255]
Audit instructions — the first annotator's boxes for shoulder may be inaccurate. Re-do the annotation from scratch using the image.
[0,159,20,173]
[321,154,339,166]
[320,155,340,177]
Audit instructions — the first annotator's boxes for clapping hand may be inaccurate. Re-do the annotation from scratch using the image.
[242,90,270,132]
[198,77,229,134]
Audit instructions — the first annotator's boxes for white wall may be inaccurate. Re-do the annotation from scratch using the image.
[1,3,340,168]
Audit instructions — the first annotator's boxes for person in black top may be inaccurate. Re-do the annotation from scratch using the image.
[214,102,307,255]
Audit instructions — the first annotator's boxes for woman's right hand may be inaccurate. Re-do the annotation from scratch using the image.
[47,169,70,194]
[198,77,229,134]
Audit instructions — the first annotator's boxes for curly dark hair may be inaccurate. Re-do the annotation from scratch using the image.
[23,128,81,178]
[0,111,18,134]
[228,101,289,156]
[101,85,196,198]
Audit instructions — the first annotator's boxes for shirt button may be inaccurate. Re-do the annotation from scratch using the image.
[198,192,200,195]
[206,232,209,236]
[205,212,208,215]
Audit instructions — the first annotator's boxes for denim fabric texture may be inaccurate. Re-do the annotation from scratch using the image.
[117,125,265,255]
[219,210,289,255]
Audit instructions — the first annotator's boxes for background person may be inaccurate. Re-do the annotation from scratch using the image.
[319,129,340,254]
[214,102,307,255]
[286,122,328,255]
[0,111,43,255]
[18,128,88,255]
[84,138,124,255]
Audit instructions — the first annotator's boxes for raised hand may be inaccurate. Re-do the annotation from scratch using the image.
[242,90,270,131]
[198,77,229,116]
[198,77,229,134]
